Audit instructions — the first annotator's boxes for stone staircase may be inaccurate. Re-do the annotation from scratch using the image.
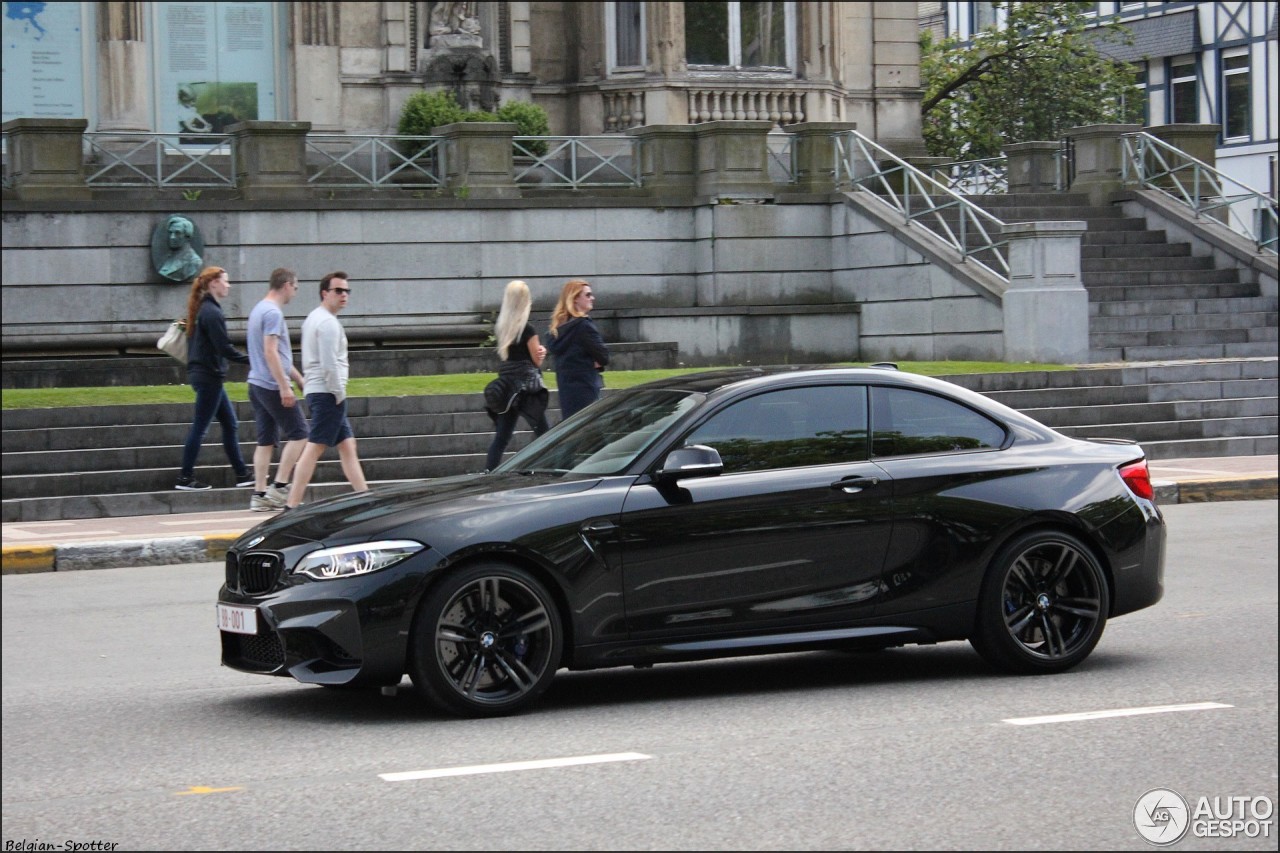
[962,192,1278,362]
[3,358,1275,522]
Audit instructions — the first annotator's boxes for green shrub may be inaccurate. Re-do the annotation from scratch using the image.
[497,100,551,156]
[396,91,552,158]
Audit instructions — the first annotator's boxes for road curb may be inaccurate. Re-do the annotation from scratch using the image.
[2,531,240,575]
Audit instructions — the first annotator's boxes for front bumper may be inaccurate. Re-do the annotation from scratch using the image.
[218,547,439,687]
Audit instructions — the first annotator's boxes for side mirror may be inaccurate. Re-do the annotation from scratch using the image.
[656,444,723,482]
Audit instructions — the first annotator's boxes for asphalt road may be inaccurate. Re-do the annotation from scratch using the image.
[2,501,1276,851]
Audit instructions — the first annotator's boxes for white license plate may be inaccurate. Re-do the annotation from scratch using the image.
[217,604,258,635]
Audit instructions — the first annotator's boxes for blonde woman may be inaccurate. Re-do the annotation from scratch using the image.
[483,280,550,471]
[176,266,252,490]
[546,278,609,419]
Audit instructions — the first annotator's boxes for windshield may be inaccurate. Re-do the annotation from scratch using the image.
[495,389,702,476]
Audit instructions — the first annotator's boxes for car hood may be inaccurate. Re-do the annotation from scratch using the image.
[232,473,603,551]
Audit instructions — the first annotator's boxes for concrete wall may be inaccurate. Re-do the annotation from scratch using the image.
[1,197,1005,365]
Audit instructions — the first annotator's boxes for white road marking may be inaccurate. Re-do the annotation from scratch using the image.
[1003,701,1233,726]
[380,752,652,782]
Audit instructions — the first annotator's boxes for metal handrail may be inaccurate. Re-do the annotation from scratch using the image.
[834,130,1010,279]
[1120,131,1278,255]
[83,132,235,187]
[924,156,1008,196]
[306,134,445,188]
[513,136,639,188]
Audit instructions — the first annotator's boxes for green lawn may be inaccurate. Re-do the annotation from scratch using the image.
[0,361,1070,410]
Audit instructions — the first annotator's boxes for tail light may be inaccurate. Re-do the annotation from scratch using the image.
[1119,459,1154,501]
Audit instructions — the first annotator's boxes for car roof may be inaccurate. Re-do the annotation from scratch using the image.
[626,365,1059,440]
[631,364,936,395]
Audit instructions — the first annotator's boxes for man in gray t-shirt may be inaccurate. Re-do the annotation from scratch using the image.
[245,267,308,511]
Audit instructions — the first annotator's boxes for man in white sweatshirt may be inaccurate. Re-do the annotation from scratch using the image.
[286,271,369,508]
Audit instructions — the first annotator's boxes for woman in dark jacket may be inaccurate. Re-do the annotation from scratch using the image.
[483,280,550,471]
[175,266,252,490]
[546,278,609,420]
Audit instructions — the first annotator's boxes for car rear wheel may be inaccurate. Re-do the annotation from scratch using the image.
[409,562,563,717]
[970,530,1109,674]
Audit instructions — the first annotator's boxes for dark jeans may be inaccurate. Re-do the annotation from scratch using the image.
[486,406,550,471]
[180,378,248,478]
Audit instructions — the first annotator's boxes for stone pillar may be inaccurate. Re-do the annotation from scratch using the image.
[96,2,150,132]
[2,119,91,201]
[1063,123,1139,205]
[1144,123,1220,170]
[293,2,343,132]
[1006,141,1062,193]
[229,121,312,201]
[627,124,697,198]
[692,120,775,201]
[1002,221,1089,364]
[788,121,857,194]
[438,121,519,199]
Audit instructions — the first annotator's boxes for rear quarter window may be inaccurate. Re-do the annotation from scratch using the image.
[871,386,1006,458]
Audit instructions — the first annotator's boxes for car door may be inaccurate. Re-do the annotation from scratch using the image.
[618,384,894,639]
[866,384,1017,615]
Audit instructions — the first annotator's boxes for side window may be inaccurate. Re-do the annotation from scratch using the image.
[683,385,868,474]
[871,387,1006,458]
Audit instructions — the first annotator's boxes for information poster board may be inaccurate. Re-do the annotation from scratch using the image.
[2,1,86,122]
[156,2,277,135]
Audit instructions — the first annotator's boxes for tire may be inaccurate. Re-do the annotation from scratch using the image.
[408,562,563,717]
[970,530,1109,674]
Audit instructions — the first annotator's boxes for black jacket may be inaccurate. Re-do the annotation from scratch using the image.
[546,316,609,385]
[187,294,249,382]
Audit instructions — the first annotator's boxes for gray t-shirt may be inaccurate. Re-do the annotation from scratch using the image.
[246,298,294,391]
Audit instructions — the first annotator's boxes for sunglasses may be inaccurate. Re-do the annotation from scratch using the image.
[329,287,352,295]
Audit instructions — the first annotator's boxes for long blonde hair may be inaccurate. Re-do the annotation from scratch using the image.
[548,278,591,338]
[185,266,226,333]
[494,280,532,360]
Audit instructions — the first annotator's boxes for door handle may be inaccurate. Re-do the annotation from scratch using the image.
[581,519,618,534]
[831,476,879,494]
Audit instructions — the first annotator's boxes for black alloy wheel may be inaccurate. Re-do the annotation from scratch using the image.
[409,562,563,717]
[971,530,1109,674]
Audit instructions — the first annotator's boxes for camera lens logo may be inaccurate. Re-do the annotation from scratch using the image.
[1135,788,1191,845]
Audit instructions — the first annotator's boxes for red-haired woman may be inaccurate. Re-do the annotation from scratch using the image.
[176,266,252,490]
[546,278,609,420]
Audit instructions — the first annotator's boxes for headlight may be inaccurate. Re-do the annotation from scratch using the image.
[293,540,425,580]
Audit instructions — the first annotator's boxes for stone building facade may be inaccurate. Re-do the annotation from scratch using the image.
[12,2,923,153]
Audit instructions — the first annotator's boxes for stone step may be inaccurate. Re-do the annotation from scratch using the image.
[1089,295,1279,317]
[1088,283,1259,302]
[1024,396,1277,428]
[1139,434,1278,460]
[962,193,1093,207]
[1,428,542,479]
[1091,342,1280,362]
[982,377,1277,408]
[2,448,497,501]
[1082,268,1242,286]
[1090,312,1278,334]
[1081,242,1191,259]
[1091,328,1254,349]
[1055,415,1277,443]
[1081,230,1168,245]
[1,409,506,453]
[1080,255,1215,272]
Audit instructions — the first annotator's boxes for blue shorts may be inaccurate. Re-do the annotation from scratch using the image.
[249,383,309,446]
[305,392,354,447]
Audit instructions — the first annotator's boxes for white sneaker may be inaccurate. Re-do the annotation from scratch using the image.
[250,492,285,512]
[267,484,291,505]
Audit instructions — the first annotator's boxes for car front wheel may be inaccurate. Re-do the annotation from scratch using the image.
[409,562,563,717]
[970,530,1109,674]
